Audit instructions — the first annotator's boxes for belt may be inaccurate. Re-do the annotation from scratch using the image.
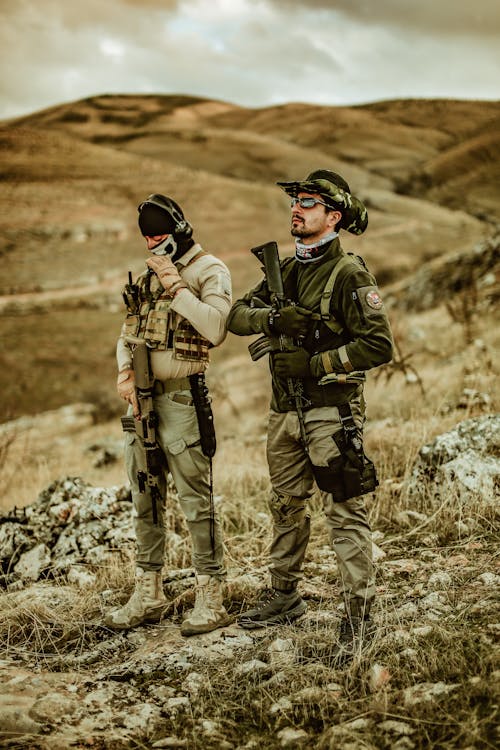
[302,379,362,409]
[153,377,191,394]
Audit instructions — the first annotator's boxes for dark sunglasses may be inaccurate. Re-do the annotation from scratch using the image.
[291,196,330,209]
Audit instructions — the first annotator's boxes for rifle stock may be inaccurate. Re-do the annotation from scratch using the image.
[121,336,165,525]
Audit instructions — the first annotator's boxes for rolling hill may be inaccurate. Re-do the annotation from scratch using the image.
[0,94,498,420]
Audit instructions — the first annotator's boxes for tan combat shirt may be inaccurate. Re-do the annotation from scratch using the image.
[116,243,232,380]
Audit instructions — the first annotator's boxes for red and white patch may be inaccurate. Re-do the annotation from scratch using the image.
[365,290,383,310]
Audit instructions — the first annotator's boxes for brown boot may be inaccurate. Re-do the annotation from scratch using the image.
[104,568,167,630]
[181,574,231,636]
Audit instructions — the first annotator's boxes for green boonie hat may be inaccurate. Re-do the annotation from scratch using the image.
[277,168,368,235]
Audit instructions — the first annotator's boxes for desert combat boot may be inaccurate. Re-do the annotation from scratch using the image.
[104,568,167,630]
[238,587,307,629]
[180,574,232,636]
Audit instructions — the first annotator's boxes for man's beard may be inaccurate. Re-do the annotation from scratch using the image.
[291,222,313,239]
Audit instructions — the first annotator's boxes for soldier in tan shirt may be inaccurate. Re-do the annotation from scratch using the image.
[105,194,232,636]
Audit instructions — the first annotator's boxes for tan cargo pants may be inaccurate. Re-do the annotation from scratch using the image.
[266,397,374,604]
[124,389,225,578]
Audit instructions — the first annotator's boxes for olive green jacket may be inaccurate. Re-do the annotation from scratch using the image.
[227,238,393,412]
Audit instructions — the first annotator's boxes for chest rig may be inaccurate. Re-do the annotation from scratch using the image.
[121,256,210,363]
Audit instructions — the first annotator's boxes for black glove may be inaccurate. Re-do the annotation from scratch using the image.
[270,306,312,338]
[273,347,311,378]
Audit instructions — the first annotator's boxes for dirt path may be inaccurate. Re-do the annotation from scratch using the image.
[0,269,135,314]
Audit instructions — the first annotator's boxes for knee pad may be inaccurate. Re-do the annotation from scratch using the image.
[268,490,309,525]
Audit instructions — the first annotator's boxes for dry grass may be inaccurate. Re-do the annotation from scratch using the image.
[0,418,498,748]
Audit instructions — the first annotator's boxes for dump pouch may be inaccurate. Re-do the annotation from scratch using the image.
[311,401,378,501]
[311,453,378,501]
[311,456,345,496]
[189,373,216,458]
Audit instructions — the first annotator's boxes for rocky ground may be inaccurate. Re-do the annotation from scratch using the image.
[0,416,498,749]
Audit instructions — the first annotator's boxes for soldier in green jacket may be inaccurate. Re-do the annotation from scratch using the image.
[227,169,393,663]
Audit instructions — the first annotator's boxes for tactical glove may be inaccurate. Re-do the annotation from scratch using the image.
[146,255,187,297]
[273,347,311,378]
[270,305,312,338]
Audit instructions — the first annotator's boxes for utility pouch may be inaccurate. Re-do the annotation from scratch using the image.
[312,454,378,501]
[122,315,139,338]
[311,402,379,502]
[145,309,170,344]
[121,415,136,433]
[174,322,210,362]
[189,373,216,458]
[311,456,345,496]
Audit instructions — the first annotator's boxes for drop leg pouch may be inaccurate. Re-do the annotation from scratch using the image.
[312,455,378,502]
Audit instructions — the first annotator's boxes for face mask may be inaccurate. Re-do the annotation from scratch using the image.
[150,235,178,256]
[295,231,338,263]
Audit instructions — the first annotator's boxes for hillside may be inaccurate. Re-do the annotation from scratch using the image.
[0,95,498,423]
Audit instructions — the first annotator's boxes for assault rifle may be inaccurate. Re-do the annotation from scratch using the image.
[248,241,310,448]
[121,337,165,525]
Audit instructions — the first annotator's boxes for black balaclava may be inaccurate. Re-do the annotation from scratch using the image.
[137,194,194,261]
[138,203,177,237]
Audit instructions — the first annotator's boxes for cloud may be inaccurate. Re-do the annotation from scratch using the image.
[271,0,500,36]
[0,0,499,119]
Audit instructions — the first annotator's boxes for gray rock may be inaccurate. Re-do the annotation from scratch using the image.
[269,697,293,716]
[403,681,459,707]
[0,523,32,562]
[0,706,43,737]
[476,572,500,586]
[1,476,184,584]
[14,543,51,580]
[277,727,309,748]
[181,671,206,698]
[67,565,97,588]
[29,692,79,723]
[235,659,270,677]
[385,232,500,312]
[268,637,296,669]
[164,696,191,716]
[121,702,165,735]
[427,571,453,589]
[410,415,500,502]
[410,625,434,637]
[379,719,415,735]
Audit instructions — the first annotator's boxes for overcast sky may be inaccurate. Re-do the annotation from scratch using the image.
[1,0,499,119]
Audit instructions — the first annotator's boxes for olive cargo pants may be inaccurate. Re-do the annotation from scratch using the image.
[266,399,375,605]
[124,390,225,578]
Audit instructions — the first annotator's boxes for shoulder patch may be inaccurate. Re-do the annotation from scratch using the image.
[356,285,385,318]
[365,289,383,310]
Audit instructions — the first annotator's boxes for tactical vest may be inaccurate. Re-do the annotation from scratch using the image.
[122,258,210,363]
